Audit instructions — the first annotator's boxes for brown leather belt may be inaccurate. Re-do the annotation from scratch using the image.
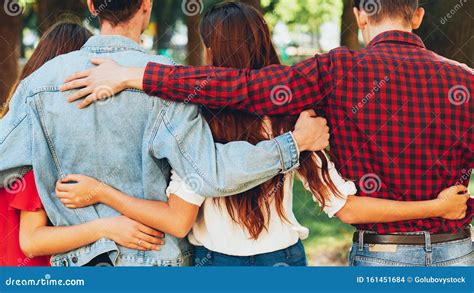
[353,229,471,245]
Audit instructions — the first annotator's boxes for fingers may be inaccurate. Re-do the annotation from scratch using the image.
[138,224,165,238]
[451,185,468,194]
[300,109,316,117]
[126,243,148,251]
[57,195,71,205]
[456,210,467,220]
[63,71,91,85]
[66,86,93,103]
[78,93,98,109]
[56,180,73,192]
[61,174,83,183]
[126,237,161,251]
[137,232,164,248]
[316,117,328,127]
[90,58,110,65]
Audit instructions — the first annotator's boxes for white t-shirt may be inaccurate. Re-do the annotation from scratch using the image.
[166,155,357,256]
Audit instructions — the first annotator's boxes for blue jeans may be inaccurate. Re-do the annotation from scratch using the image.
[349,231,473,266]
[194,241,307,266]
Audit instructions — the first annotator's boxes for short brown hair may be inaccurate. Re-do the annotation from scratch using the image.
[92,0,143,26]
[353,0,419,25]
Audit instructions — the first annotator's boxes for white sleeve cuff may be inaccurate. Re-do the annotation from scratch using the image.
[166,171,206,206]
[306,154,357,218]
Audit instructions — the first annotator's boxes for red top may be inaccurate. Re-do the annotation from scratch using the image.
[143,30,473,234]
[0,171,50,266]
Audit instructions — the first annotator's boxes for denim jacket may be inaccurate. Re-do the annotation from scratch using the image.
[0,35,300,266]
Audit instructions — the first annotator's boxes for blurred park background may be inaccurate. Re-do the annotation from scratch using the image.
[0,0,472,265]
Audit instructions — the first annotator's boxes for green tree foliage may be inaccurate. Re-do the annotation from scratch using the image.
[262,0,342,50]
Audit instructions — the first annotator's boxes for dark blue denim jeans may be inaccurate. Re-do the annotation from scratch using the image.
[194,240,307,266]
[349,231,473,266]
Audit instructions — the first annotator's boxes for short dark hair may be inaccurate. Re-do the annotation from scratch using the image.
[353,0,419,25]
[92,0,143,26]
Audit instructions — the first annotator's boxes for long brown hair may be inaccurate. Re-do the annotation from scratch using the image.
[200,2,341,239]
[1,20,92,118]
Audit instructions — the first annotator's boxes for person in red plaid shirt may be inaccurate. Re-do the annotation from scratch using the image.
[61,0,473,266]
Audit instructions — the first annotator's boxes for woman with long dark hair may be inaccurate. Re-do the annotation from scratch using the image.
[56,2,468,266]
[0,21,163,267]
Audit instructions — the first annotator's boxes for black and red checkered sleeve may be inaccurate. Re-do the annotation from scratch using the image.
[142,54,334,116]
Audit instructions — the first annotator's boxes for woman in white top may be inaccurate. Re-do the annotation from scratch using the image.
[55,2,469,266]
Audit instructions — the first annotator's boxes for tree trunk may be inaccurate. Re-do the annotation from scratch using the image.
[0,1,22,107]
[153,0,181,53]
[240,0,262,11]
[340,0,359,49]
[186,14,202,65]
[37,0,86,35]
[415,0,473,66]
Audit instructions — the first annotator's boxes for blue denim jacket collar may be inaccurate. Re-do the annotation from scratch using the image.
[81,35,146,54]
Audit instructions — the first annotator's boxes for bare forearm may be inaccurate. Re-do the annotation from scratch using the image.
[100,187,193,237]
[336,196,442,224]
[21,220,103,257]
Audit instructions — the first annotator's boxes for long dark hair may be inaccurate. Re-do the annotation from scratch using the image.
[1,21,92,118]
[200,2,341,240]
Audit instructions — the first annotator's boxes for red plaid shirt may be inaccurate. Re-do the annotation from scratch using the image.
[144,30,473,234]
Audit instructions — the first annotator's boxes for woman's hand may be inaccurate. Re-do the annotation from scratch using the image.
[435,185,470,220]
[99,216,164,251]
[59,58,145,109]
[55,174,105,209]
